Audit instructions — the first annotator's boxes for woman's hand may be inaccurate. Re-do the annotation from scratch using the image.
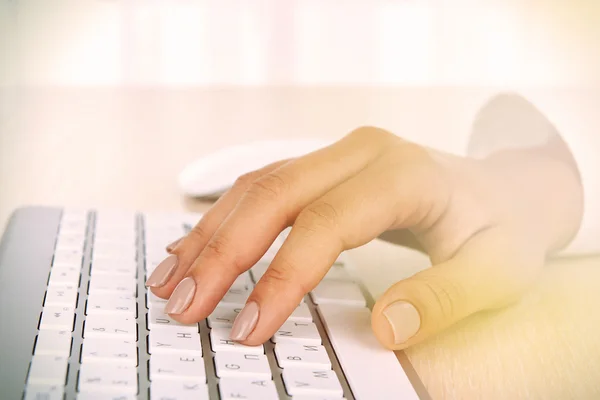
[146,127,582,349]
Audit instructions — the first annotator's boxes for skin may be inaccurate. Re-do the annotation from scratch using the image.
[150,121,583,350]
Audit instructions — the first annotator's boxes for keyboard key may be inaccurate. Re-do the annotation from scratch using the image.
[148,330,202,356]
[310,281,366,307]
[146,290,168,308]
[93,246,137,261]
[318,304,419,399]
[44,285,78,307]
[288,303,312,323]
[24,384,64,400]
[84,315,137,340]
[86,294,136,316]
[249,262,269,283]
[39,306,75,331]
[272,322,321,346]
[78,364,138,394]
[88,274,137,295]
[34,330,72,356]
[274,343,331,369]
[214,352,271,379]
[148,308,199,333]
[55,234,86,252]
[81,337,138,366]
[219,288,250,308]
[209,328,264,355]
[150,380,209,400]
[27,355,69,385]
[219,378,278,400]
[281,369,343,398]
[149,354,206,382]
[323,265,353,281]
[48,266,81,286]
[77,393,137,400]
[52,250,83,269]
[91,259,138,277]
[207,306,242,328]
[230,272,253,291]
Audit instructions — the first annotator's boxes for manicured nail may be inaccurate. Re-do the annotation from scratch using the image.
[230,301,260,341]
[382,301,421,344]
[145,254,178,288]
[165,277,196,314]
[166,237,184,253]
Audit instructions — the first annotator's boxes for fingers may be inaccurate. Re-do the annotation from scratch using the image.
[147,159,290,297]
[230,162,406,345]
[371,226,545,350]
[166,128,395,323]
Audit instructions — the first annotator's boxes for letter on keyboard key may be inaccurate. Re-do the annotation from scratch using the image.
[25,384,64,400]
[44,285,78,307]
[84,315,137,340]
[317,304,420,399]
[91,259,138,277]
[34,330,72,356]
[148,308,199,333]
[310,280,366,307]
[88,275,137,295]
[149,354,206,382]
[150,380,209,400]
[274,343,331,369]
[86,294,137,316]
[209,328,264,354]
[214,352,271,379]
[78,364,138,394]
[207,306,242,328]
[282,369,343,397]
[81,337,138,366]
[273,322,321,346]
[27,355,69,385]
[48,266,81,286]
[39,306,75,331]
[148,330,202,356]
[219,378,278,400]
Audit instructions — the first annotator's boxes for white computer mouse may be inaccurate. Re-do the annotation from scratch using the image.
[178,138,333,198]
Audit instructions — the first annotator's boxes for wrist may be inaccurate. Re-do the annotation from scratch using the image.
[482,143,583,255]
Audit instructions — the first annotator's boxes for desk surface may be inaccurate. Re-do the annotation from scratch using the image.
[1,87,599,399]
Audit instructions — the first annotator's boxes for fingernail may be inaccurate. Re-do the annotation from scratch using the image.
[230,301,260,341]
[145,254,178,288]
[166,237,184,253]
[382,301,421,344]
[165,277,196,314]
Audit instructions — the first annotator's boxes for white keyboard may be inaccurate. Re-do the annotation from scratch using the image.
[23,209,422,400]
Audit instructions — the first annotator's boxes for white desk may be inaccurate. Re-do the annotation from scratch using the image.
[1,87,599,399]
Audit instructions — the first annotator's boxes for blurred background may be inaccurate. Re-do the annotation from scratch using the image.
[1,0,599,86]
[0,0,599,226]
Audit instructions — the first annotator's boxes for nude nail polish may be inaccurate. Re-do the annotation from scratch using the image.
[166,237,183,253]
[230,301,260,341]
[145,254,178,288]
[382,301,421,344]
[164,277,196,314]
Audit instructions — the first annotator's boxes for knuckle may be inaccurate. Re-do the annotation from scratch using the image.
[348,125,397,143]
[417,274,465,326]
[297,201,341,233]
[260,259,311,294]
[245,171,290,203]
[187,223,210,243]
[234,171,261,188]
[203,235,245,273]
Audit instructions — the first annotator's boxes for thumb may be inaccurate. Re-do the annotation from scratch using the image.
[371,227,545,350]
